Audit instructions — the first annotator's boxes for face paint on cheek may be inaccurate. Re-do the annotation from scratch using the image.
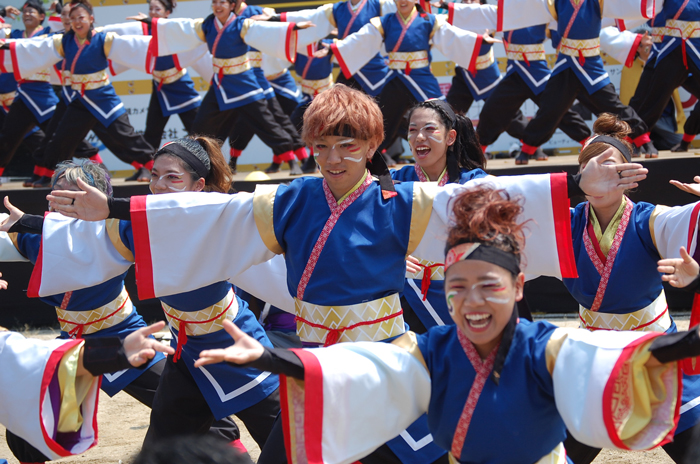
[484,296,510,304]
[158,173,187,192]
[473,279,510,304]
[446,290,458,315]
[427,133,443,143]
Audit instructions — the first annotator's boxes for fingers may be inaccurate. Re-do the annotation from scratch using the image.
[153,341,175,356]
[681,246,692,263]
[194,350,227,368]
[657,265,677,274]
[0,280,7,290]
[694,176,700,183]
[47,191,83,202]
[140,320,167,337]
[222,319,245,342]
[130,348,156,367]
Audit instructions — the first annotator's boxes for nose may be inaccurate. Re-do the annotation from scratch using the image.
[463,288,484,308]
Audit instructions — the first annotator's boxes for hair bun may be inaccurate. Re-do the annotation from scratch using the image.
[592,113,631,139]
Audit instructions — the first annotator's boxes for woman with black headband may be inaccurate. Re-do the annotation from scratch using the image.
[393,99,487,333]
[560,113,700,464]
[194,184,700,463]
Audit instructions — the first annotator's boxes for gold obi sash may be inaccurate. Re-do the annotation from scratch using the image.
[61,70,72,86]
[295,293,404,346]
[213,55,251,75]
[665,19,700,40]
[152,66,186,86]
[474,48,495,70]
[301,75,333,96]
[652,27,666,43]
[506,43,546,62]
[23,69,52,82]
[56,287,133,338]
[388,51,429,71]
[559,37,601,58]
[71,69,110,93]
[579,291,671,332]
[162,288,238,362]
[248,51,262,68]
[0,91,16,109]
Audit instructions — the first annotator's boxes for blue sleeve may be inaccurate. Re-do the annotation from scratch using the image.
[13,233,41,264]
[633,202,662,258]
[118,220,136,254]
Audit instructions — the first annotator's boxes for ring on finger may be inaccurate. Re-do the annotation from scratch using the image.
[71,198,75,206]
[617,170,623,179]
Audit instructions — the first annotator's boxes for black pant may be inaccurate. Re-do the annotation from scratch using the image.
[276,94,300,118]
[0,98,51,169]
[522,68,648,147]
[289,99,310,135]
[229,96,303,152]
[44,98,154,170]
[476,71,592,146]
[34,99,98,169]
[375,78,419,153]
[565,421,700,464]
[143,353,280,448]
[636,47,700,132]
[193,88,294,156]
[681,78,700,136]
[143,90,198,153]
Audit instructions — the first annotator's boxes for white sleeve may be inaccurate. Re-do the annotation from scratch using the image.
[283,4,336,47]
[173,43,209,69]
[650,202,700,260]
[281,341,430,464]
[129,191,277,300]
[331,20,384,79]
[241,19,298,63]
[496,0,554,32]
[601,0,658,20]
[189,51,214,82]
[30,216,133,297]
[150,17,206,56]
[550,328,679,450]
[106,34,154,74]
[599,27,641,67]
[231,254,295,314]
[432,18,482,71]
[412,173,577,279]
[0,333,100,461]
[444,3,498,33]
[262,54,292,76]
[100,21,149,36]
[0,224,28,263]
[107,59,129,76]
[8,36,63,81]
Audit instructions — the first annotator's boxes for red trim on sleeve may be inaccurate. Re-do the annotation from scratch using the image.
[603,332,679,449]
[108,59,117,76]
[280,12,287,22]
[279,376,294,464]
[467,34,483,75]
[551,173,578,278]
[151,17,159,56]
[0,50,6,74]
[285,23,297,63]
[26,211,51,298]
[625,34,643,67]
[497,0,503,31]
[142,21,149,35]
[616,19,626,31]
[130,196,156,300]
[331,42,352,79]
[683,133,696,143]
[685,202,700,374]
[172,53,182,71]
[290,348,324,464]
[39,339,95,457]
[9,41,21,81]
[447,2,454,25]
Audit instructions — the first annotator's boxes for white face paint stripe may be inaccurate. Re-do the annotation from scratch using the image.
[154,173,187,192]
[331,138,356,151]
[471,279,502,290]
[484,296,510,304]
[343,156,363,163]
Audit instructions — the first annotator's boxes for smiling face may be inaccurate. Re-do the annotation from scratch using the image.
[69,6,93,39]
[408,107,456,180]
[148,0,170,18]
[22,5,44,32]
[579,146,626,209]
[60,3,72,31]
[211,0,235,23]
[445,259,524,358]
[394,0,415,17]
[150,155,205,194]
[312,135,373,201]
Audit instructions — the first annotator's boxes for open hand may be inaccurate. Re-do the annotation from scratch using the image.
[406,255,422,274]
[4,6,20,19]
[670,176,700,197]
[658,247,700,288]
[579,148,647,197]
[294,21,315,30]
[47,177,110,221]
[0,271,7,290]
[0,197,24,232]
[126,12,149,22]
[123,321,175,367]
[194,320,265,367]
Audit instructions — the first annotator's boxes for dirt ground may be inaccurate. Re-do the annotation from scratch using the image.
[0,319,689,464]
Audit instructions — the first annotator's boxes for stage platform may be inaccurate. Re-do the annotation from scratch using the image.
[1,150,699,329]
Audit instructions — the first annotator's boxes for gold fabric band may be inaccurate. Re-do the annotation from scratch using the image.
[506,43,547,61]
[559,37,601,58]
[579,291,671,332]
[388,50,429,70]
[301,75,333,96]
[0,91,16,107]
[665,19,700,40]
[474,48,495,70]
[213,55,252,75]
[70,69,110,91]
[24,70,52,82]
[652,27,666,43]
[153,67,187,85]
[56,288,133,336]
[295,293,404,344]
[162,288,238,337]
[248,51,262,68]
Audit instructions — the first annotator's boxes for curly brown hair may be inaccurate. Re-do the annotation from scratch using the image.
[579,113,634,166]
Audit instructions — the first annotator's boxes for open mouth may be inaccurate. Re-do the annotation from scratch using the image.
[415,146,431,158]
[326,169,346,176]
[464,312,492,332]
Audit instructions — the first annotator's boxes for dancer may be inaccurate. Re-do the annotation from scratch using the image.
[127,0,312,176]
[394,99,486,332]
[197,185,700,464]
[560,113,700,464]
[44,84,647,463]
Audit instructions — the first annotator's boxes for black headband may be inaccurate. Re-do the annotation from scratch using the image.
[426,98,456,126]
[586,135,632,162]
[69,2,92,14]
[156,140,209,178]
[445,242,521,275]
